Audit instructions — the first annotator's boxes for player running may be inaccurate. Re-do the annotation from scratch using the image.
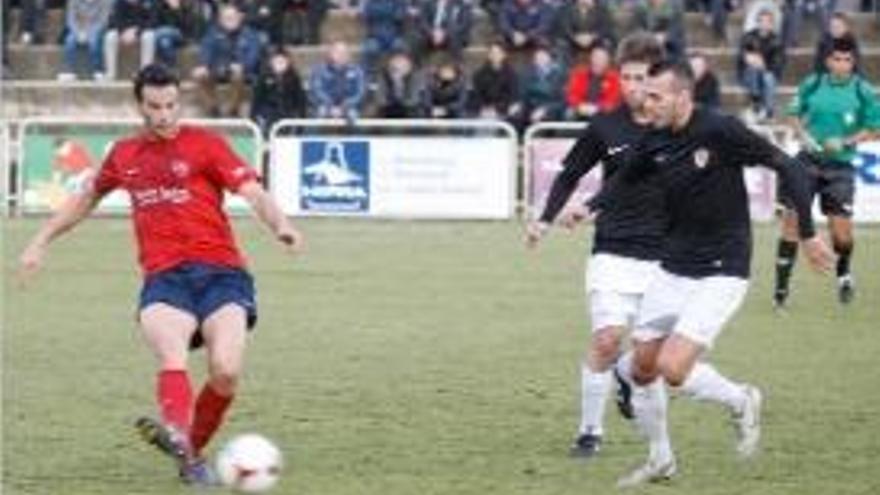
[774,36,880,307]
[525,32,665,458]
[17,64,304,486]
[610,60,833,487]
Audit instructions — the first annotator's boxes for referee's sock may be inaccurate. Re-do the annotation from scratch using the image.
[774,239,798,295]
[834,241,853,280]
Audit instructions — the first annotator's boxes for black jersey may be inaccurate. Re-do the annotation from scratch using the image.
[617,108,816,278]
[538,106,667,261]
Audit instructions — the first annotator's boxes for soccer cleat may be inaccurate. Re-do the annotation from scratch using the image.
[614,368,635,420]
[838,277,855,305]
[617,457,677,488]
[772,289,788,310]
[135,416,192,466]
[179,457,220,487]
[732,385,762,458]
[569,432,603,458]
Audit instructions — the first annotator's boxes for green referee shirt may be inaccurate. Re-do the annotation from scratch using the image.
[786,72,880,164]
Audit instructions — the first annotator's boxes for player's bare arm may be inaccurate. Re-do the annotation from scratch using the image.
[17,176,103,284]
[238,180,305,253]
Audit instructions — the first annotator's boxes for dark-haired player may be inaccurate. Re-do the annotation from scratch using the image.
[611,60,833,486]
[774,36,880,307]
[17,64,304,485]
[525,32,665,458]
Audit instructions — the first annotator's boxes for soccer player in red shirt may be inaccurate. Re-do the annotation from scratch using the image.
[17,64,304,485]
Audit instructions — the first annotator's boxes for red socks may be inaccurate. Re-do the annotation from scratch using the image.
[157,369,193,434]
[190,384,234,455]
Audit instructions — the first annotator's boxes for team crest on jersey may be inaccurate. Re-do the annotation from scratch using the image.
[693,148,710,169]
[844,112,856,126]
[171,159,191,178]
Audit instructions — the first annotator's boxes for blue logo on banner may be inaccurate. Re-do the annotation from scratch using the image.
[300,140,370,212]
[853,151,880,185]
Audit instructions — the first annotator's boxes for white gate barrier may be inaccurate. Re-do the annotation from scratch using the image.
[523,122,803,222]
[16,117,263,215]
[268,119,518,219]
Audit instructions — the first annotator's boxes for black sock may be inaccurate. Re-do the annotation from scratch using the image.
[775,239,798,293]
[834,241,853,279]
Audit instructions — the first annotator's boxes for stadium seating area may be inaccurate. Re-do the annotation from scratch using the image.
[1,2,879,120]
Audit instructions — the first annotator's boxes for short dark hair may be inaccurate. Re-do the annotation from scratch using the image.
[133,63,180,102]
[616,31,665,67]
[829,35,857,56]
[648,59,695,93]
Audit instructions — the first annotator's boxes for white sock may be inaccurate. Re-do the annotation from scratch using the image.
[679,361,748,414]
[578,366,611,436]
[632,379,674,463]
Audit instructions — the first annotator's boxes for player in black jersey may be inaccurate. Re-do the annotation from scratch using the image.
[525,32,666,459]
[612,61,834,487]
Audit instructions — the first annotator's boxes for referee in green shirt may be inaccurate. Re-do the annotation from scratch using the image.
[775,36,880,307]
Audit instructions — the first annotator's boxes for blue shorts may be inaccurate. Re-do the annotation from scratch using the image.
[139,262,258,349]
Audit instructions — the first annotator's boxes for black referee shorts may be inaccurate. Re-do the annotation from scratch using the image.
[778,152,855,218]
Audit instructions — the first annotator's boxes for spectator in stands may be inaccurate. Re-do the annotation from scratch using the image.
[780,0,838,48]
[286,0,330,45]
[414,0,473,64]
[480,0,504,29]
[565,40,621,120]
[512,44,566,131]
[814,11,861,73]
[630,0,686,61]
[376,50,427,118]
[236,0,278,44]
[555,0,615,67]
[152,0,201,69]
[251,46,307,135]
[689,51,721,109]
[425,58,469,118]
[360,0,409,80]
[104,0,157,80]
[469,40,519,119]
[192,3,263,117]
[309,40,366,120]
[499,0,553,53]
[19,0,49,44]
[737,8,784,122]
[59,0,114,81]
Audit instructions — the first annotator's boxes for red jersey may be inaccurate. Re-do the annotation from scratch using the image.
[94,125,258,276]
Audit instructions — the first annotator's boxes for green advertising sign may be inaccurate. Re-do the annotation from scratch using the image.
[19,120,261,213]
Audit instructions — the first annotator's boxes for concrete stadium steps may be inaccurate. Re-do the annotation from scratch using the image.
[7,41,880,86]
[5,8,879,59]
[1,79,796,120]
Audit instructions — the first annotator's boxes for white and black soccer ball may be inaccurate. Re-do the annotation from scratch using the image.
[215,434,283,493]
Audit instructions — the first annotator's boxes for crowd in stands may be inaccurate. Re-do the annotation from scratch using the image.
[1,0,877,133]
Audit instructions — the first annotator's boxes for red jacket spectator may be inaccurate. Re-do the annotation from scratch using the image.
[565,66,621,118]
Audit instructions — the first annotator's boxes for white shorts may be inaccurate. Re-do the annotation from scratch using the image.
[633,269,749,349]
[586,253,661,332]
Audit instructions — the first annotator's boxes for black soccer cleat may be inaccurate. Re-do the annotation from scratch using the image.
[179,457,221,487]
[135,416,192,466]
[570,433,603,458]
[838,278,855,305]
[772,289,789,310]
[614,368,634,420]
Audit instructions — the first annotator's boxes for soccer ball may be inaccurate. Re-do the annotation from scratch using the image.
[215,434,283,493]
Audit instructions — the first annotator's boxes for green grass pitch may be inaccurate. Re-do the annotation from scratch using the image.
[2,218,879,495]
